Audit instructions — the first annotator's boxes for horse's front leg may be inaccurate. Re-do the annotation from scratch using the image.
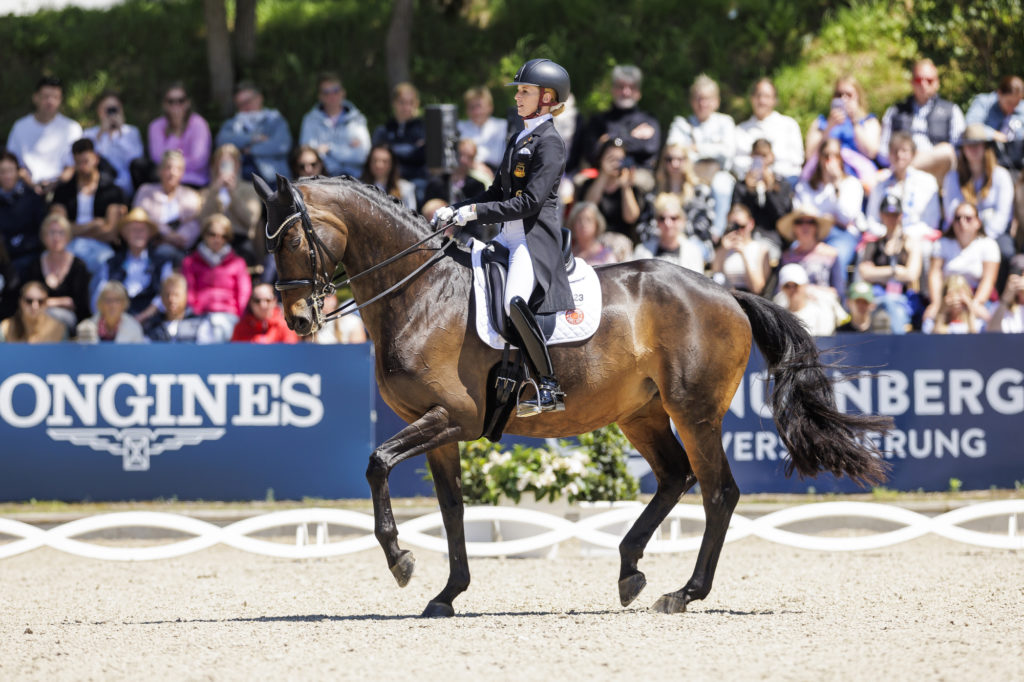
[366,405,461,589]
[422,443,468,618]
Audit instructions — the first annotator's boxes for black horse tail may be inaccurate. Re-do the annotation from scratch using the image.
[732,291,892,487]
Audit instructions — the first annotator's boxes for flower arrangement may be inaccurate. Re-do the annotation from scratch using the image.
[444,424,639,505]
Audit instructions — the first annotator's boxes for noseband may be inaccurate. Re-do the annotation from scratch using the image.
[265,183,455,327]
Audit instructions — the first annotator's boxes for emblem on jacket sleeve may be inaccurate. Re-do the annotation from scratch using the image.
[514,162,526,178]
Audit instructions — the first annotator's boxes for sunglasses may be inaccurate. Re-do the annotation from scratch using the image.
[793,218,818,226]
[21,296,46,305]
[164,96,187,105]
[913,76,937,85]
[954,214,978,223]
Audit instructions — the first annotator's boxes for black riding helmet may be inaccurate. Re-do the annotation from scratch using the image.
[507,59,571,103]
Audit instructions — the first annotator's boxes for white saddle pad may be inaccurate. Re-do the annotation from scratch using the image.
[468,238,602,350]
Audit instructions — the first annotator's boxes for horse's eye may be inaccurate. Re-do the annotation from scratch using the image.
[288,234,302,251]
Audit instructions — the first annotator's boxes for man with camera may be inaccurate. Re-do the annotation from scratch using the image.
[83,91,144,199]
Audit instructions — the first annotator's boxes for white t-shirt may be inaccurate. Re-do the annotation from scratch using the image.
[721,240,770,290]
[457,117,509,170]
[5,113,83,184]
[734,111,805,179]
[794,176,865,231]
[933,236,1001,290]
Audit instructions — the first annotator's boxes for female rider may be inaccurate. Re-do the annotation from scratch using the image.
[432,59,573,416]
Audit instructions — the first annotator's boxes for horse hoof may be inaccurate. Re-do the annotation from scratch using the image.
[421,601,455,618]
[390,551,415,587]
[618,573,647,607]
[650,593,688,614]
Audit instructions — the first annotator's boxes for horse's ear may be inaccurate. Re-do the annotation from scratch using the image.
[253,175,273,201]
[276,174,292,197]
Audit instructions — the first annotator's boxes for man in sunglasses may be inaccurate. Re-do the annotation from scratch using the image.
[298,72,371,178]
[878,58,965,181]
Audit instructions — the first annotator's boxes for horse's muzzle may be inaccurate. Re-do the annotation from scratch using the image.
[286,299,318,336]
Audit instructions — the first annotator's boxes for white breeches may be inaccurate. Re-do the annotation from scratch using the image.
[494,219,536,315]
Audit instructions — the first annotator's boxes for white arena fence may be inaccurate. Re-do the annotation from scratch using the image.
[0,501,1022,562]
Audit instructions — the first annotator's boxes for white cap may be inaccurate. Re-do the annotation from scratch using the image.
[778,263,809,286]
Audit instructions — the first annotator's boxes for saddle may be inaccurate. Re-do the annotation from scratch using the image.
[479,228,576,339]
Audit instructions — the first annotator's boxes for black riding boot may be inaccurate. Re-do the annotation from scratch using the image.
[508,296,565,417]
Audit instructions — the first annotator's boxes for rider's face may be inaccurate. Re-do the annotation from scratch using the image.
[515,85,541,118]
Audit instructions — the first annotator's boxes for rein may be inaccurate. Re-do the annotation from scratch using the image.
[268,183,455,325]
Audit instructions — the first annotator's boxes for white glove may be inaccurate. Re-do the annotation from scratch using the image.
[452,205,476,226]
[431,206,454,227]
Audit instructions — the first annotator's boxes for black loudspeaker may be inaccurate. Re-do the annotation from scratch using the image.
[425,103,459,172]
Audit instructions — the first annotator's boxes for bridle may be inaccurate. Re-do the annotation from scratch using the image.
[266,183,455,328]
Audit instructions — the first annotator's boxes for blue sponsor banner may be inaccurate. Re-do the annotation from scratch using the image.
[0,334,1021,502]
[0,344,376,501]
[714,334,1023,494]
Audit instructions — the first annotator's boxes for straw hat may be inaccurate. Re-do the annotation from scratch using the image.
[959,123,995,146]
[117,207,159,236]
[776,203,833,243]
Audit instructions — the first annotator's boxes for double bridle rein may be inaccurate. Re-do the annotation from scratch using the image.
[266,183,455,328]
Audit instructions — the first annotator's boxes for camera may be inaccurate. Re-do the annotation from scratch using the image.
[831,97,845,111]
[724,221,744,235]
[106,105,120,116]
[620,156,635,169]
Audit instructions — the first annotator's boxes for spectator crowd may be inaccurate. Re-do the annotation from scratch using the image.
[3,59,1024,344]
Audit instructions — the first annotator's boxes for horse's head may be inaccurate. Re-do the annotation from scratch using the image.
[254,174,345,336]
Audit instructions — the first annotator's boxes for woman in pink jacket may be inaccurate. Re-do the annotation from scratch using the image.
[181,213,251,342]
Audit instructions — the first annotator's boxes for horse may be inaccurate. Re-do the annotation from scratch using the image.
[254,174,892,618]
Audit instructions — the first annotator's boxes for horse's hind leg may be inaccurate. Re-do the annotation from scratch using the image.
[422,442,469,618]
[366,405,461,590]
[616,404,697,607]
[651,417,739,614]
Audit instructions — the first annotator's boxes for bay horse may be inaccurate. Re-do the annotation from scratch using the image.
[254,174,891,617]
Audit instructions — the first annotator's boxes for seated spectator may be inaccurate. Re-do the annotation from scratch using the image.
[730,138,794,251]
[83,91,144,198]
[231,283,299,344]
[576,137,644,243]
[24,212,92,333]
[290,145,326,179]
[879,58,965,182]
[0,280,67,343]
[940,124,1016,282]
[299,71,371,178]
[144,81,212,188]
[630,193,707,274]
[866,131,942,240]
[133,149,202,264]
[734,78,805,185]
[666,74,737,237]
[924,200,999,326]
[92,207,174,323]
[312,294,367,345]
[795,137,865,274]
[0,239,20,320]
[778,204,846,300]
[965,75,1024,176]
[457,86,509,172]
[144,273,220,343]
[837,281,886,333]
[423,138,487,208]
[573,65,661,186]
[0,150,47,272]
[360,144,417,210]
[567,201,618,266]
[215,81,292,186]
[5,75,82,195]
[182,213,251,342]
[372,82,428,201]
[710,203,772,295]
[856,194,924,334]
[923,274,980,334]
[76,280,146,343]
[51,138,125,277]
[773,263,848,336]
[804,75,880,190]
[652,142,715,251]
[420,198,447,224]
[987,255,1024,333]
[199,144,263,264]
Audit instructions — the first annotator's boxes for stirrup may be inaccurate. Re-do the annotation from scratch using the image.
[516,377,565,418]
